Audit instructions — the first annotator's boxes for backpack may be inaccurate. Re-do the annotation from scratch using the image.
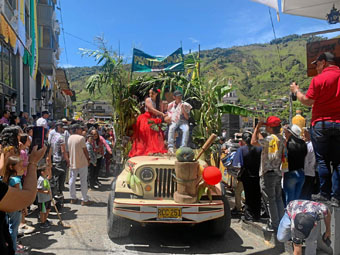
[222,151,240,178]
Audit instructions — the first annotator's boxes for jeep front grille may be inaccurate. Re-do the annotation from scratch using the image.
[154,168,177,198]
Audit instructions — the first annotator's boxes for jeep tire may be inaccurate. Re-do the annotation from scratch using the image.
[208,195,231,236]
[107,182,131,239]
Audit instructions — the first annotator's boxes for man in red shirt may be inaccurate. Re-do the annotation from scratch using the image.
[290,52,340,207]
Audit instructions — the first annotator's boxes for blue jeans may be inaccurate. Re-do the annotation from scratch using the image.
[277,212,319,255]
[7,210,22,251]
[283,169,305,205]
[311,121,340,200]
[261,172,284,229]
[168,121,189,149]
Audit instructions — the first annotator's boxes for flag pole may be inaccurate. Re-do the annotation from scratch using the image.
[198,44,201,78]
[130,45,134,82]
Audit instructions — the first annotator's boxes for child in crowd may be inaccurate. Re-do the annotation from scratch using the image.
[3,156,25,252]
[37,167,52,229]
[19,134,35,235]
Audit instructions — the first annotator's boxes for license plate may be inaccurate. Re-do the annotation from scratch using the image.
[157,208,182,220]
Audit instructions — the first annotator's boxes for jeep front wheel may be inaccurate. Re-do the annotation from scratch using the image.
[208,196,231,236]
[107,187,131,239]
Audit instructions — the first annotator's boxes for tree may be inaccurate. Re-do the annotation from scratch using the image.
[81,38,139,162]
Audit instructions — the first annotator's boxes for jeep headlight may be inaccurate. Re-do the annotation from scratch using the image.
[140,167,154,183]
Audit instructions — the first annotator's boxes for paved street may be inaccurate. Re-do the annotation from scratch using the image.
[20,176,287,255]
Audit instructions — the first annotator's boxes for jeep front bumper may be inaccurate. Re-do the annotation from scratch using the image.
[113,198,225,223]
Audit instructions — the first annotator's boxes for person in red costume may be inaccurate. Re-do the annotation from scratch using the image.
[129,87,167,157]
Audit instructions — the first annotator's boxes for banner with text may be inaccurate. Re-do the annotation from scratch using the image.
[132,48,184,72]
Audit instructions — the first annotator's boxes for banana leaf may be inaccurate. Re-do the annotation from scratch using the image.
[216,103,253,117]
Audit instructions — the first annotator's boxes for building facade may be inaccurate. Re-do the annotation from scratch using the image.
[0,0,68,120]
[81,100,113,121]
[221,89,241,138]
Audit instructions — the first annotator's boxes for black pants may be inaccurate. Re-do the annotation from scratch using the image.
[241,175,261,219]
[90,157,103,186]
[300,176,315,200]
[52,160,66,194]
[88,163,96,187]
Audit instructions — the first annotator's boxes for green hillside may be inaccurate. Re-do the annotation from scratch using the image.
[66,34,322,113]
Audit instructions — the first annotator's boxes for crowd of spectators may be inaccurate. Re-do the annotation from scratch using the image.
[0,110,115,255]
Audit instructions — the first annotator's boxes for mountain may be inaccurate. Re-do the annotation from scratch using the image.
[66,34,323,114]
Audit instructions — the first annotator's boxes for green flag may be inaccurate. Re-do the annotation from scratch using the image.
[132,48,184,72]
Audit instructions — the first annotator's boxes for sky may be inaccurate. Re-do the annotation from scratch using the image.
[57,0,340,68]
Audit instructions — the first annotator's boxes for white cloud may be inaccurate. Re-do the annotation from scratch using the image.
[188,37,200,44]
[59,63,76,68]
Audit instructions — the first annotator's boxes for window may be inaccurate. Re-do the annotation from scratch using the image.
[43,27,52,48]
[96,106,102,110]
[25,6,30,40]
[38,26,52,48]
[2,46,10,86]
[0,40,15,88]
[7,0,16,10]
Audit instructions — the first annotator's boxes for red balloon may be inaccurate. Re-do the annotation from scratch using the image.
[202,166,222,185]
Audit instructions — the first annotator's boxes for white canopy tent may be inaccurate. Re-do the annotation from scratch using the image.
[251,0,279,12]
[282,0,340,20]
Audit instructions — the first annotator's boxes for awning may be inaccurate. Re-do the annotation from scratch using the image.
[56,68,70,90]
[282,0,340,20]
[252,0,279,12]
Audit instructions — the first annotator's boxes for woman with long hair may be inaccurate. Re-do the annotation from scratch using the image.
[129,87,167,157]
[89,128,112,188]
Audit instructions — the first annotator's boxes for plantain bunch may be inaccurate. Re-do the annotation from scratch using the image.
[197,182,218,202]
[126,171,141,189]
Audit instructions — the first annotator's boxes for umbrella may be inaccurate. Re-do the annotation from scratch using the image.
[282,0,340,21]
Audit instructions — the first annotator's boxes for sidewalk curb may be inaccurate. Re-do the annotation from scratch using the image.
[241,219,293,254]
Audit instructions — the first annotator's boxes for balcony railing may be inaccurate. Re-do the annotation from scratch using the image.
[86,108,106,113]
[39,48,54,75]
[37,3,53,27]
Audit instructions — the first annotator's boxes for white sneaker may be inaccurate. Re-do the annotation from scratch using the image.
[19,224,35,235]
[168,148,174,154]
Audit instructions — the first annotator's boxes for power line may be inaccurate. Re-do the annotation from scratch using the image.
[268,8,282,69]
[58,0,69,64]
[64,31,97,47]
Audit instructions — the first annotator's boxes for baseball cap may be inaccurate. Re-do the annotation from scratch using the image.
[311,52,335,65]
[173,90,183,97]
[292,213,316,242]
[264,116,281,127]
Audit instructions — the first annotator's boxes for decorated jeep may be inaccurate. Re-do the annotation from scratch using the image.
[107,153,231,239]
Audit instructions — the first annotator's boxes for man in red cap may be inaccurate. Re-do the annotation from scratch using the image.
[290,51,340,207]
[251,116,285,232]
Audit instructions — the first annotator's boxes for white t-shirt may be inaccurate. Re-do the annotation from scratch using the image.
[68,134,87,169]
[36,117,48,129]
